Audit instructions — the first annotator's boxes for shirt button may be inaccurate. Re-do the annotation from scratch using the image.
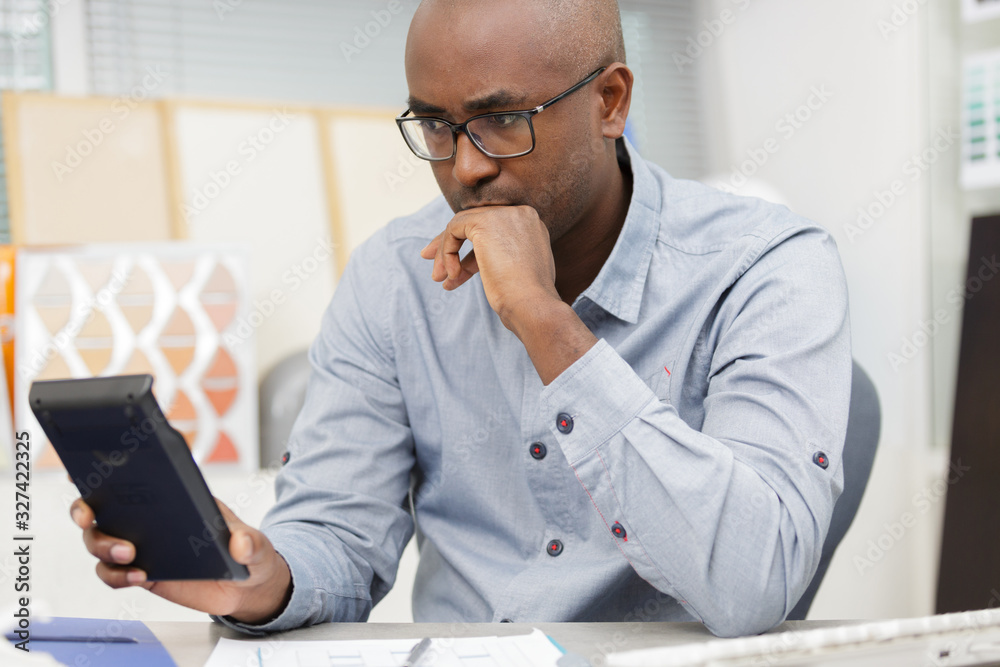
[556,413,574,434]
[611,522,627,539]
[547,539,563,556]
[813,451,829,469]
[530,442,547,460]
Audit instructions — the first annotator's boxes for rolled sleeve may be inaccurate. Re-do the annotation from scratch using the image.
[538,227,851,637]
[209,547,322,635]
[213,227,416,634]
[539,339,659,465]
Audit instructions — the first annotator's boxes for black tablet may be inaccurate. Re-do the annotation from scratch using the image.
[29,374,249,581]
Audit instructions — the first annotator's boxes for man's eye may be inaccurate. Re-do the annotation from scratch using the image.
[421,120,448,133]
[486,114,521,128]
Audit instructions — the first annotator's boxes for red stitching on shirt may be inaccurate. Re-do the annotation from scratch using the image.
[596,449,665,574]
[595,449,704,622]
[569,464,647,583]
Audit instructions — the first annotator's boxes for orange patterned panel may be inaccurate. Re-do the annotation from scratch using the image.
[165,389,198,450]
[76,259,116,295]
[32,266,72,336]
[74,308,115,376]
[202,347,238,417]
[158,308,197,375]
[160,260,196,291]
[199,262,238,333]
[0,246,17,414]
[206,431,239,463]
[117,264,155,334]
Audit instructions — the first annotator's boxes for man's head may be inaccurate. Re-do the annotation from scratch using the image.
[404,0,633,243]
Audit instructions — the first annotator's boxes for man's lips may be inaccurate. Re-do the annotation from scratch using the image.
[460,202,515,211]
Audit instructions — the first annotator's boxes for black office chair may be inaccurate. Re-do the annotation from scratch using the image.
[787,360,881,620]
[258,352,881,619]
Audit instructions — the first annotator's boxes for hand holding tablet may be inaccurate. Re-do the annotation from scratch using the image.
[31,375,293,623]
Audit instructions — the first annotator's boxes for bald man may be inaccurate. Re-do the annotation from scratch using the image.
[73,0,851,638]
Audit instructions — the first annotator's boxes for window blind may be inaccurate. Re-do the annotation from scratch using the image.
[85,0,703,176]
[0,0,53,243]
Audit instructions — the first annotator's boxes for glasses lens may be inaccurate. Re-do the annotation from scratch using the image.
[401,119,454,159]
[466,114,533,158]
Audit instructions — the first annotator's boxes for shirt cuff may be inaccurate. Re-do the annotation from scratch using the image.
[209,544,317,635]
[539,338,658,465]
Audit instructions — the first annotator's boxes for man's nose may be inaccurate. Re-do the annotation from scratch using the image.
[452,131,500,188]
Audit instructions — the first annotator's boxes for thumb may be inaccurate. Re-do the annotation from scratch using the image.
[214,498,249,532]
[229,529,266,566]
[213,498,265,566]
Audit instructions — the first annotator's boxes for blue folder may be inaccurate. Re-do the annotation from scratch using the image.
[4,616,175,667]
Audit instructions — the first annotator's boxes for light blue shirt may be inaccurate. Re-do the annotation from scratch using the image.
[215,138,851,638]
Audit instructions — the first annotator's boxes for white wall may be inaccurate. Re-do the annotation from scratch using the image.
[696,0,942,618]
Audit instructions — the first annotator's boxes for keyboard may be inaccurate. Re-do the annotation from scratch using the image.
[606,608,1000,666]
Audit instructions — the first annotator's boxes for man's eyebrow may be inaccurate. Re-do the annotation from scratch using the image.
[405,90,532,116]
[463,90,530,112]
[406,97,447,115]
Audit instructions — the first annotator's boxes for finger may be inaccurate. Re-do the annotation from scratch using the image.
[432,229,452,283]
[420,236,441,260]
[443,250,479,291]
[82,526,136,565]
[441,223,471,282]
[459,248,479,277]
[70,499,95,529]
[95,561,150,589]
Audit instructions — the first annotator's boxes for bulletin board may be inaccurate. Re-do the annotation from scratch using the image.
[1,92,182,244]
[322,110,442,261]
[168,101,338,378]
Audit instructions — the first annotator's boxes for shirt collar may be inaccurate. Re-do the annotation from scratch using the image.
[574,136,662,325]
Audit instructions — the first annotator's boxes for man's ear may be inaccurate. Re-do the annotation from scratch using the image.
[600,64,634,140]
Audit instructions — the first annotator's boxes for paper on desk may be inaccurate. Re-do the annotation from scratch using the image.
[205,627,564,667]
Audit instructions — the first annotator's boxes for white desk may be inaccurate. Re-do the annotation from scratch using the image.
[145,619,851,666]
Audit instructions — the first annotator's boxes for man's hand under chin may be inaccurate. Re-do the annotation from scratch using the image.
[420,204,599,385]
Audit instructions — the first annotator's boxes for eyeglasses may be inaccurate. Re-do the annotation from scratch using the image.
[396,67,607,161]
